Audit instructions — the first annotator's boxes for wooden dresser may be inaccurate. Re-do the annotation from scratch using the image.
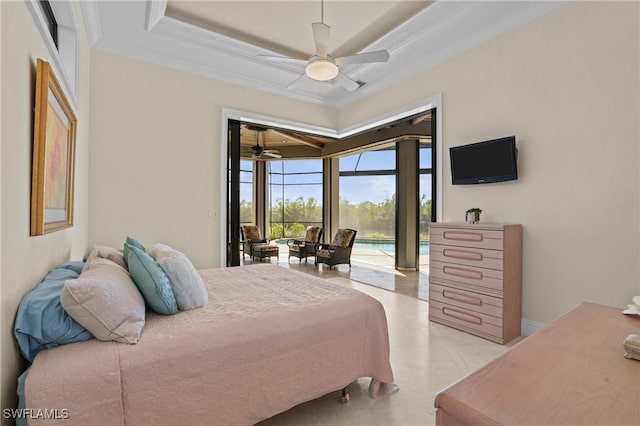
[429,222,522,344]
[435,303,640,426]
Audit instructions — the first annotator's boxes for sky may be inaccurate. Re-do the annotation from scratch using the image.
[240,147,433,205]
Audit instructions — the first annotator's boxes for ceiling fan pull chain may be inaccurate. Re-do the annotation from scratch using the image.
[321,0,324,24]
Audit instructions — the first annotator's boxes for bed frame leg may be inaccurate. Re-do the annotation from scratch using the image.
[340,386,350,403]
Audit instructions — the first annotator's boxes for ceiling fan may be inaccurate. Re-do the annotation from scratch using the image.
[249,143,281,160]
[243,128,282,160]
[257,0,390,92]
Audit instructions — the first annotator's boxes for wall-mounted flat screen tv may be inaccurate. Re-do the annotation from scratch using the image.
[450,136,518,185]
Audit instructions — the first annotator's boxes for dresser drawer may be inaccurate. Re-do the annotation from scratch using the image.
[430,227,504,250]
[429,283,503,318]
[430,260,503,293]
[430,244,503,270]
[429,300,502,341]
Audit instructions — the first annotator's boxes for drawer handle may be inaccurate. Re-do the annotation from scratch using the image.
[442,248,483,261]
[442,289,482,306]
[442,307,482,325]
[442,265,483,280]
[442,231,483,242]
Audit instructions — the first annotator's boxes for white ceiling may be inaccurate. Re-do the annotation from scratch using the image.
[165,1,433,60]
[81,1,564,108]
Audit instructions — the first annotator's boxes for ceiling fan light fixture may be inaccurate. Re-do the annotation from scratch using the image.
[306,57,338,81]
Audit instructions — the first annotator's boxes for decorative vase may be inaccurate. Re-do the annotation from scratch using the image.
[466,212,480,224]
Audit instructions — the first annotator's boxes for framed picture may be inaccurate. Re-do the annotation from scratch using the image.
[30,58,77,236]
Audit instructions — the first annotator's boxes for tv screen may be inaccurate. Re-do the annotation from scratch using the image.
[450,136,518,185]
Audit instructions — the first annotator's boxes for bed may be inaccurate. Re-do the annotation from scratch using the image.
[21,264,397,425]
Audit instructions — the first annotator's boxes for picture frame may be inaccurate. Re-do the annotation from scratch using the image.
[30,58,77,236]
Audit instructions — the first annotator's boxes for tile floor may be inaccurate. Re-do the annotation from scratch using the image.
[243,243,430,300]
[243,246,523,426]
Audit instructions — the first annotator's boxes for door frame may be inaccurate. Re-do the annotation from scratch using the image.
[220,95,443,267]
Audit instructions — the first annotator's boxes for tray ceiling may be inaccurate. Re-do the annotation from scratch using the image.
[82,1,564,108]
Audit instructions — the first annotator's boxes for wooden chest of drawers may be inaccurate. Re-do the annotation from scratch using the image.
[435,303,638,425]
[428,222,522,344]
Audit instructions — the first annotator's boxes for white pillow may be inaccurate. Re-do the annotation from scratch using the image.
[61,258,145,344]
[147,244,208,311]
[83,244,127,271]
[145,243,173,260]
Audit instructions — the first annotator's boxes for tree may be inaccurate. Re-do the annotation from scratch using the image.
[269,223,285,240]
[240,200,253,223]
[290,223,305,237]
[269,196,322,237]
[266,194,431,241]
[419,196,432,241]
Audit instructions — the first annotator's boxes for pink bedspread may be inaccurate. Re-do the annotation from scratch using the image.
[25,264,396,425]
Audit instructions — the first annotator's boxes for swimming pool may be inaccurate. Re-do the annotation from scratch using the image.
[353,240,430,255]
[276,239,430,255]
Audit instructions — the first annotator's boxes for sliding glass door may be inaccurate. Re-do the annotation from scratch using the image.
[419,141,433,268]
[240,159,254,228]
[227,108,436,269]
[339,146,396,259]
[227,120,241,266]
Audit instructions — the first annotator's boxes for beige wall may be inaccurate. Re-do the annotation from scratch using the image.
[0,0,4,414]
[0,0,637,414]
[89,51,337,269]
[0,1,91,414]
[341,1,640,324]
[90,2,639,324]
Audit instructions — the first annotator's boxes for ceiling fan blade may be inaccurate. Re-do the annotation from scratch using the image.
[312,22,330,58]
[264,152,282,159]
[336,50,390,66]
[257,54,307,65]
[334,71,361,92]
[287,74,307,89]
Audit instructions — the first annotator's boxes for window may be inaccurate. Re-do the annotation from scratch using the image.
[339,147,396,243]
[38,1,58,49]
[268,160,323,239]
[340,149,396,173]
[26,0,79,107]
[239,160,254,226]
[419,141,433,256]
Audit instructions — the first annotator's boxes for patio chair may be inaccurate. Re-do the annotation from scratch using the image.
[240,225,268,260]
[315,228,357,269]
[288,226,323,263]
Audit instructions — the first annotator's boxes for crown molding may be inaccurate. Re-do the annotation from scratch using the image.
[145,0,166,31]
[88,0,566,108]
[80,1,102,47]
[330,1,566,108]
[25,0,80,110]
[94,37,332,106]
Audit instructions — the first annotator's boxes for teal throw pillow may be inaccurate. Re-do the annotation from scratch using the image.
[123,236,145,264]
[125,244,178,315]
[126,236,145,250]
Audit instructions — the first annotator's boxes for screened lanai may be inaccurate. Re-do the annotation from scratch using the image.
[227,110,435,284]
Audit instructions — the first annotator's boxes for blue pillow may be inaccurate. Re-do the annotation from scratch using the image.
[57,260,85,275]
[123,236,145,265]
[14,267,93,362]
[125,244,178,315]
